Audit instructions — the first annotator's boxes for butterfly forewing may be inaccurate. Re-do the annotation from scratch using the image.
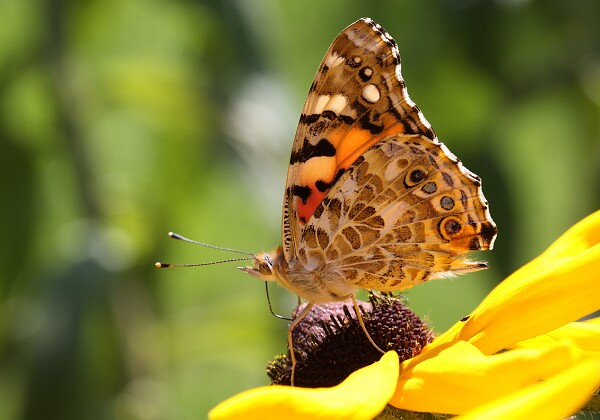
[283,18,437,262]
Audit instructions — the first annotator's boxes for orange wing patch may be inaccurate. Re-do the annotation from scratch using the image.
[295,120,407,224]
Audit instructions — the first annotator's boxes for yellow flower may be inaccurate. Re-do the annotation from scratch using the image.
[209,211,600,419]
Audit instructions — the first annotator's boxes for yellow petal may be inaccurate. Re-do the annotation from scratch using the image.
[209,351,399,420]
[391,340,587,414]
[457,358,600,420]
[510,320,600,354]
[536,209,600,262]
[431,211,600,354]
[463,244,600,353]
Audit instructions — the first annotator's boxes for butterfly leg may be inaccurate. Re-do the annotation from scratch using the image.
[288,301,314,386]
[352,295,385,354]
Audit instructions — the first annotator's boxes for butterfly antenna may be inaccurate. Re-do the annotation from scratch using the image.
[155,257,252,268]
[265,282,292,321]
[166,232,254,256]
[155,231,255,268]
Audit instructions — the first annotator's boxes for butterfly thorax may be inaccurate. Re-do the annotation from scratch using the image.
[241,247,358,304]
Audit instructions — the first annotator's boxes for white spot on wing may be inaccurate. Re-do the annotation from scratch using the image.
[362,84,380,103]
[324,52,345,69]
[326,94,348,115]
[312,95,331,114]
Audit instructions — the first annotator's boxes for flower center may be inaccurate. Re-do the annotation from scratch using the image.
[267,293,434,387]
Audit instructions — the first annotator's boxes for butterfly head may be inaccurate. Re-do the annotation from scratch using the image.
[238,248,283,282]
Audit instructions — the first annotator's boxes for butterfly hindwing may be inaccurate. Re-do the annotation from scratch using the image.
[298,134,496,292]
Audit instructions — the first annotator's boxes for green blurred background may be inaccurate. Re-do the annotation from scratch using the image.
[1,0,599,418]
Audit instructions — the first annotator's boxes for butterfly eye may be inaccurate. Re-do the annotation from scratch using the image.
[264,254,272,266]
[405,166,428,187]
[258,255,273,274]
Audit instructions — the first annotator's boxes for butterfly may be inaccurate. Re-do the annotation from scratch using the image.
[237,17,497,385]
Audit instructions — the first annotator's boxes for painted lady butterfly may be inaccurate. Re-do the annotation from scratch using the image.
[240,18,497,384]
